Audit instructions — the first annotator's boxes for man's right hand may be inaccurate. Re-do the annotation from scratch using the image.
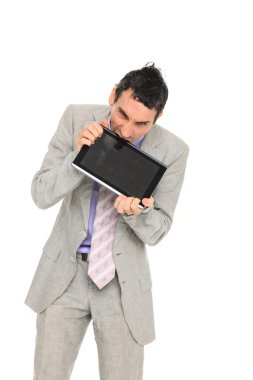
[75,119,108,152]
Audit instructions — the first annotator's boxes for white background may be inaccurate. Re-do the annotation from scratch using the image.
[1,1,252,379]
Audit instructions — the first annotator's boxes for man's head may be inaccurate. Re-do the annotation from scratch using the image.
[108,63,168,142]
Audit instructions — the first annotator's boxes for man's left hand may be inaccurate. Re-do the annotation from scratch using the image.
[114,195,154,216]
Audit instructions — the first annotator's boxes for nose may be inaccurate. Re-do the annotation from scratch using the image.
[120,122,133,140]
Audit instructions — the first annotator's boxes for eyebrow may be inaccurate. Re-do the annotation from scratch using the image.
[118,107,150,124]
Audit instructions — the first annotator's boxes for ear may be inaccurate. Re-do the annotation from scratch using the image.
[108,87,116,105]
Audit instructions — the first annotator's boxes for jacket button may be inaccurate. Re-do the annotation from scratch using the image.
[70,256,76,263]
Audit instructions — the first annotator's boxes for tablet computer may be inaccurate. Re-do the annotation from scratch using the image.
[72,126,167,208]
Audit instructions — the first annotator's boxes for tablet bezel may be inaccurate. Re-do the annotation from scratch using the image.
[72,126,167,204]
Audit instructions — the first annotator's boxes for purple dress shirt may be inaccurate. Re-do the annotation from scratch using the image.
[76,117,144,254]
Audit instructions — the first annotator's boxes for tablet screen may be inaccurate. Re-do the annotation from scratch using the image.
[72,127,167,199]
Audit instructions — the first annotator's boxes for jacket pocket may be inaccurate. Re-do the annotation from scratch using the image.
[43,239,63,261]
[138,272,152,292]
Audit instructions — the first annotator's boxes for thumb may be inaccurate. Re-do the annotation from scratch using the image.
[142,197,154,207]
[101,119,109,128]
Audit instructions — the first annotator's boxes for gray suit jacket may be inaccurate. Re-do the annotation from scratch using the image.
[25,104,189,345]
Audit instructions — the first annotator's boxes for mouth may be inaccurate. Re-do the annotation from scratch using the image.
[116,133,131,142]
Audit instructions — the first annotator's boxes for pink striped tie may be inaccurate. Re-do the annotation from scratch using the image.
[88,186,119,289]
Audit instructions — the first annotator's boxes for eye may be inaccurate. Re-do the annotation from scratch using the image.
[136,122,148,126]
[118,109,128,119]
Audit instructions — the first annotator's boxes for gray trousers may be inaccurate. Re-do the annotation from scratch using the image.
[33,254,144,380]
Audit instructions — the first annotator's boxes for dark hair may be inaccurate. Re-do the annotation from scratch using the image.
[114,62,168,123]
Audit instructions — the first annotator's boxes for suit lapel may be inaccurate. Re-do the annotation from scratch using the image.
[93,105,111,124]
[78,106,111,228]
[140,125,165,162]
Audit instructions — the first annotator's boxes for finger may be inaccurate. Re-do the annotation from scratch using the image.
[82,129,97,144]
[117,197,127,214]
[80,137,92,147]
[142,197,154,207]
[86,124,103,139]
[92,122,104,136]
[114,195,126,211]
[131,198,142,214]
[100,119,109,129]
[123,197,134,215]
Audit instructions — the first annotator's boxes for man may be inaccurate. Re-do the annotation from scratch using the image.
[25,63,189,380]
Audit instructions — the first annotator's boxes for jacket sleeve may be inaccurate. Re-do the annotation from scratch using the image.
[122,146,190,246]
[31,105,85,209]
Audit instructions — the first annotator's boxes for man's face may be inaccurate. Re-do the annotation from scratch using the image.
[109,88,161,142]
